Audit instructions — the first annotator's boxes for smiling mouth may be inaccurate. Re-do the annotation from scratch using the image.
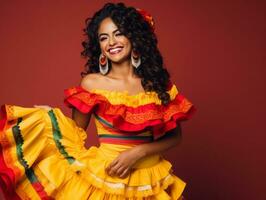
[108,47,123,55]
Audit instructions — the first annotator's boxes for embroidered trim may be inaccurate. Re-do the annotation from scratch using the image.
[48,110,75,164]
[12,117,51,199]
[6,105,14,120]
[100,96,193,124]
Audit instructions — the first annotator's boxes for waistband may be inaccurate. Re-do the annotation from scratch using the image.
[98,143,161,169]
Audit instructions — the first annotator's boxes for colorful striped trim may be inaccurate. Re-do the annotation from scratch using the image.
[48,110,75,165]
[95,113,155,144]
[94,113,114,129]
[94,113,141,134]
[12,117,50,199]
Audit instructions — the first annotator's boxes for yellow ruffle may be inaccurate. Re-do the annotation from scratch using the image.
[0,105,186,199]
[86,83,179,107]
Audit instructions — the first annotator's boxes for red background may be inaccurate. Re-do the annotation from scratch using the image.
[0,1,265,199]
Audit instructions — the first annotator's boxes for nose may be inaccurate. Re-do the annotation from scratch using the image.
[109,35,117,46]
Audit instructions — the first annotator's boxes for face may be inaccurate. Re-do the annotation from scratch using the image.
[98,17,132,64]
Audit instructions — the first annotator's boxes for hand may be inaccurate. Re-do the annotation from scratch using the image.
[33,105,52,111]
[105,147,144,179]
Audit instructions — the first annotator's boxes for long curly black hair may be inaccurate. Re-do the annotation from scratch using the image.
[81,2,171,105]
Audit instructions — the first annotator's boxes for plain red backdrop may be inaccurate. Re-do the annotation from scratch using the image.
[0,1,265,199]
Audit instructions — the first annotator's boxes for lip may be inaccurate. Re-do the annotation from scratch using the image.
[108,46,123,52]
[108,46,124,55]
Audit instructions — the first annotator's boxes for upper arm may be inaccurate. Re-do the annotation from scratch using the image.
[71,73,99,130]
[72,107,92,131]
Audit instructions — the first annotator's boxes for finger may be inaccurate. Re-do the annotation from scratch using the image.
[107,158,120,171]
[106,161,116,173]
[109,165,119,176]
[34,105,52,111]
[116,166,126,176]
[108,159,118,169]
[119,168,130,179]
[108,163,121,176]
[105,164,114,174]
[34,105,42,108]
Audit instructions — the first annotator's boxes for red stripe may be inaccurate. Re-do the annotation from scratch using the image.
[32,182,53,200]
[0,145,21,200]
[0,105,52,200]
[0,104,7,131]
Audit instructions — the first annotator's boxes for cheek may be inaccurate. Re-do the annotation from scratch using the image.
[125,45,132,54]
[118,36,131,47]
[123,39,132,51]
[99,41,108,52]
[126,45,132,55]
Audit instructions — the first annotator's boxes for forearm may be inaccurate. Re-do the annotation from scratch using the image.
[134,125,182,159]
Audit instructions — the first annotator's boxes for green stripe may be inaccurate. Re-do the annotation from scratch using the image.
[48,110,75,164]
[94,113,140,134]
[94,113,114,128]
[12,118,38,183]
[95,113,154,141]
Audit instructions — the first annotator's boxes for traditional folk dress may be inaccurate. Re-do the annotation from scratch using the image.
[0,81,196,200]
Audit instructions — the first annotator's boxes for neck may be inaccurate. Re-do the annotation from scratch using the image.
[108,59,137,80]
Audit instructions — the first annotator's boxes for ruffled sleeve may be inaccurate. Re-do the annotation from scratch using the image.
[151,81,196,140]
[63,86,100,114]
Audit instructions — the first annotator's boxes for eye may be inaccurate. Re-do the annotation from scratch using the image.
[99,37,107,42]
[115,32,123,36]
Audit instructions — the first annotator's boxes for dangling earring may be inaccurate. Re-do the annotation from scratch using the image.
[131,49,141,68]
[99,53,109,75]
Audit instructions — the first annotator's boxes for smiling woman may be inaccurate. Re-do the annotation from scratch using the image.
[0,2,196,200]
[80,2,173,105]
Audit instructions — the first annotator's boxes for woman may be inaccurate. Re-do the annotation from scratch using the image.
[0,2,196,200]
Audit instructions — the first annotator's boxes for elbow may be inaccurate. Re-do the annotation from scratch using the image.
[160,124,182,147]
[172,124,183,146]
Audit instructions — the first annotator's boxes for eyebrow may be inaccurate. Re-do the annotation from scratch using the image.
[98,29,120,38]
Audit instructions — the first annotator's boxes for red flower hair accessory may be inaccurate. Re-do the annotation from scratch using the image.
[136,8,155,32]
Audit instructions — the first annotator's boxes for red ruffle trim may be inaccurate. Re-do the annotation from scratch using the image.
[0,105,22,200]
[64,84,196,140]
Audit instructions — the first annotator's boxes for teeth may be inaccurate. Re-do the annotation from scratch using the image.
[109,47,123,53]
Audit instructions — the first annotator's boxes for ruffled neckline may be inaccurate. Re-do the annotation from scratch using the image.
[64,82,196,140]
[78,84,178,107]
[89,87,154,97]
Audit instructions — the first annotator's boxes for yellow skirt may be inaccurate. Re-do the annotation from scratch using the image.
[0,105,186,200]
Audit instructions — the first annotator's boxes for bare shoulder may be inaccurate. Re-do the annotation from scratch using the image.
[80,73,104,91]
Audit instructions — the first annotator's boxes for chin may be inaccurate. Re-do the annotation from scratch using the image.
[109,55,130,64]
[110,59,127,64]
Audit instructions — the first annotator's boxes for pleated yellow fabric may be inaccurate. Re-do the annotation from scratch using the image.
[0,105,186,199]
